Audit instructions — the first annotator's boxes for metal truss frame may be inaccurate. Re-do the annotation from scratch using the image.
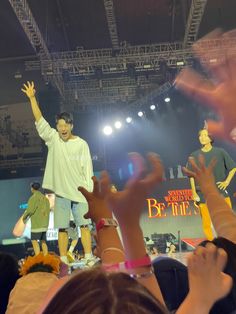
[103,0,119,49]
[183,0,208,47]
[8,0,64,96]
[25,41,190,76]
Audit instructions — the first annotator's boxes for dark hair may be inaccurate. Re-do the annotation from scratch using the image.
[27,263,54,274]
[42,267,168,314]
[55,112,73,125]
[31,182,41,190]
[198,128,214,144]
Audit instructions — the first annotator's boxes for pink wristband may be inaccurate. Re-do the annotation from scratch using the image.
[103,255,152,271]
[125,255,151,269]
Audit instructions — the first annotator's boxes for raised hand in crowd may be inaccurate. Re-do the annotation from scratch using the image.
[78,176,125,265]
[80,152,166,305]
[78,175,113,224]
[183,154,217,196]
[175,29,236,142]
[105,152,164,229]
[183,155,236,243]
[177,243,232,314]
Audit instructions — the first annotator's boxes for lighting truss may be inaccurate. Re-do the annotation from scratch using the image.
[183,0,208,47]
[103,0,119,49]
[8,0,64,97]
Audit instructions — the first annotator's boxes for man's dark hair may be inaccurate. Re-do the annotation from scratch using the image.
[55,112,73,125]
[31,182,41,190]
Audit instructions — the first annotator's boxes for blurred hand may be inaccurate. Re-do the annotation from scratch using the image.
[183,155,217,196]
[175,29,236,142]
[21,81,36,99]
[78,176,113,224]
[105,152,164,228]
[187,243,232,308]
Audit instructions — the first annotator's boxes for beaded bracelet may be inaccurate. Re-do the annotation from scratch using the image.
[129,267,154,279]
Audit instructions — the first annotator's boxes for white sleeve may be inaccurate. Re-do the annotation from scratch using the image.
[82,141,94,192]
[35,117,57,145]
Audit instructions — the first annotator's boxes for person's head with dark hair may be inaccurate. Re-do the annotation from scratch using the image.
[0,252,20,314]
[198,128,214,147]
[40,267,168,314]
[31,181,41,192]
[55,112,74,142]
[20,253,60,277]
[55,112,73,125]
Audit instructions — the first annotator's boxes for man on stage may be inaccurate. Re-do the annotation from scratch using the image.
[187,128,236,240]
[22,81,94,265]
[23,182,50,255]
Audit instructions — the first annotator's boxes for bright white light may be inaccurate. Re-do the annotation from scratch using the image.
[164,97,170,103]
[126,117,132,123]
[138,111,143,117]
[176,61,184,66]
[114,121,122,129]
[150,104,156,110]
[103,125,113,136]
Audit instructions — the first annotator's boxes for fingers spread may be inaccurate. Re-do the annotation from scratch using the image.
[99,171,111,196]
[141,153,163,188]
[188,157,200,173]
[78,186,90,200]
[92,176,99,195]
[182,166,196,178]
[128,152,146,180]
[216,248,228,271]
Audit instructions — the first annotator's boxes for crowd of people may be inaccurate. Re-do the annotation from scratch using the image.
[0,28,236,314]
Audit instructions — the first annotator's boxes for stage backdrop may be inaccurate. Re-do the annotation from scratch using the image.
[0,176,41,240]
[0,175,206,242]
[140,178,204,241]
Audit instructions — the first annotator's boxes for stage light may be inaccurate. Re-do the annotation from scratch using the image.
[126,117,132,123]
[138,111,144,117]
[143,64,151,69]
[114,121,122,129]
[14,71,22,79]
[164,97,170,103]
[150,104,156,110]
[103,125,113,136]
